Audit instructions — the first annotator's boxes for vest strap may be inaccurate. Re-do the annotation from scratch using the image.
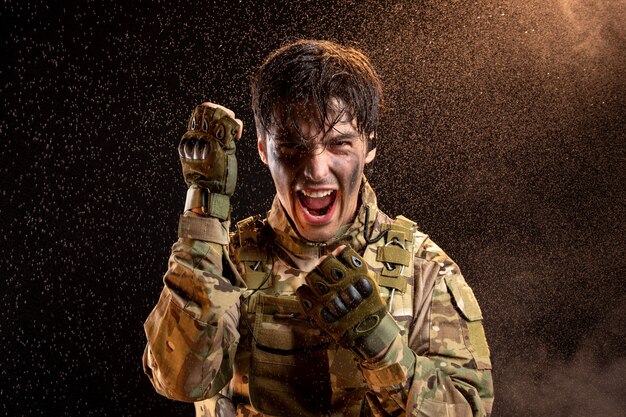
[367,217,416,293]
[178,215,229,244]
[235,216,273,290]
[376,245,411,266]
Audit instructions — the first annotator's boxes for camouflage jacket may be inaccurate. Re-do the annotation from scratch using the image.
[143,181,494,416]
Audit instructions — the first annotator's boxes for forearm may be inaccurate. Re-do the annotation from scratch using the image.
[360,336,494,416]
[143,215,243,401]
[143,295,240,402]
[164,233,239,323]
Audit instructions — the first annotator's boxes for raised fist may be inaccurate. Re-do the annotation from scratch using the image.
[178,103,242,195]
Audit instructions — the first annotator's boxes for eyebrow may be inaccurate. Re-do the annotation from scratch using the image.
[273,133,302,143]
[272,129,360,144]
[326,132,359,141]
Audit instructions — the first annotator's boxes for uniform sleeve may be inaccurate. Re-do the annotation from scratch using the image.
[142,214,244,402]
[360,239,494,416]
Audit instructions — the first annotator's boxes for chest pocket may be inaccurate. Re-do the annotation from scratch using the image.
[247,293,333,417]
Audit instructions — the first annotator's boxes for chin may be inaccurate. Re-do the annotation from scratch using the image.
[298,225,338,243]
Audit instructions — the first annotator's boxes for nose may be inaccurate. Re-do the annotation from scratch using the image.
[302,146,331,181]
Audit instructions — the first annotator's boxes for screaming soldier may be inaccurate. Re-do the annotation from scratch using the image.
[143,40,494,417]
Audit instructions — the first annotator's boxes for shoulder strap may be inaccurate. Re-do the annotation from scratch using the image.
[233,215,273,290]
[363,215,427,293]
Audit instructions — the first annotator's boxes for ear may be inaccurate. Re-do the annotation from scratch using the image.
[365,132,376,164]
[257,132,268,165]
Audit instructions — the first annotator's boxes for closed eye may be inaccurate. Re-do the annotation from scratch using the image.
[327,135,356,149]
[277,142,306,150]
[275,140,308,157]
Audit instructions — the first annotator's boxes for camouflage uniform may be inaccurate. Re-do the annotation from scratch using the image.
[143,180,494,416]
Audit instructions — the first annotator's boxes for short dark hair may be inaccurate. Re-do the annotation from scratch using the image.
[251,39,383,146]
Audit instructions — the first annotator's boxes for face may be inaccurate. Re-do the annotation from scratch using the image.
[258,101,376,243]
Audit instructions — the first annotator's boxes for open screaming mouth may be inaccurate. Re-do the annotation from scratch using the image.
[297,190,337,217]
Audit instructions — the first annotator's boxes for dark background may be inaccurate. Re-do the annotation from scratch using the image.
[1,0,624,416]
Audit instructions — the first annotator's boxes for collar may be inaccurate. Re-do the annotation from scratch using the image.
[266,177,385,271]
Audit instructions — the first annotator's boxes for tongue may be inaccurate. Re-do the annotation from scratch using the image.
[301,193,333,210]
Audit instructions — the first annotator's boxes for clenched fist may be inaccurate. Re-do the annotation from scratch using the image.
[178,103,242,219]
[296,246,400,360]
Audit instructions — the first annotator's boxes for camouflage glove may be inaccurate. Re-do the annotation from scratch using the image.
[178,104,241,220]
[296,247,400,360]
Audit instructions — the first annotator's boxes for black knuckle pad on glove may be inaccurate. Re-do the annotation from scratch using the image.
[320,307,337,323]
[354,277,374,298]
[340,284,362,309]
[316,255,348,284]
[178,137,188,157]
[196,139,209,159]
[327,296,348,318]
[184,136,197,158]
[330,267,345,282]
[296,285,316,312]
[304,270,328,296]
[315,281,330,295]
[339,247,367,271]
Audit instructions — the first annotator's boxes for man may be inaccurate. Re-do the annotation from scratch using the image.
[143,40,494,417]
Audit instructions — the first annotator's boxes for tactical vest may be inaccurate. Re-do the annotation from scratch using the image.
[218,214,428,417]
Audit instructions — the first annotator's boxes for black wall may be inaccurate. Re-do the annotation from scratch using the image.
[2,1,624,415]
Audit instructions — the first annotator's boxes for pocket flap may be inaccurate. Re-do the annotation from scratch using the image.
[444,274,483,321]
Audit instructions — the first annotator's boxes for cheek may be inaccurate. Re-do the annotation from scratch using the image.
[348,162,362,188]
[270,148,301,172]
[268,151,298,189]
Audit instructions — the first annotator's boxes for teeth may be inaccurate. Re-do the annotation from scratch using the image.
[301,190,335,198]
